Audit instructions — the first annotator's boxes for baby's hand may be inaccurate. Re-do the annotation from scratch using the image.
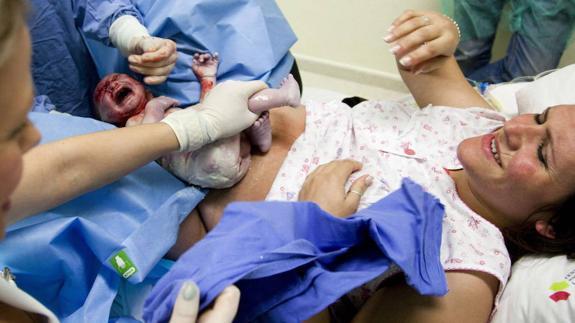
[128,36,178,85]
[384,10,460,74]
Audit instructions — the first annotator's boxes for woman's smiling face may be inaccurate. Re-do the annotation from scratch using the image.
[457,105,575,226]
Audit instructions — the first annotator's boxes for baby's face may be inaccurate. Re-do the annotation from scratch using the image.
[93,73,148,126]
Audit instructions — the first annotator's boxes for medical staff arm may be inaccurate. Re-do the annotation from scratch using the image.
[352,271,498,323]
[7,80,265,222]
[7,122,179,222]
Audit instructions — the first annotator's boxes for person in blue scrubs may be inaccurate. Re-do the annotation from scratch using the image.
[27,0,177,117]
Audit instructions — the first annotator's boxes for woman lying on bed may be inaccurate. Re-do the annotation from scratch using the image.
[172,9,575,322]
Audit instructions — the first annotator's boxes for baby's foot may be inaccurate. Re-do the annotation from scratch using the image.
[246,111,272,153]
[191,52,219,79]
[279,74,301,108]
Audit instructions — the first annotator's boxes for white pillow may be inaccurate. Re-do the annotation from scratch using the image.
[515,64,575,114]
[491,255,575,323]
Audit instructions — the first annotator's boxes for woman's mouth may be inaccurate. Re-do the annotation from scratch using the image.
[483,134,502,167]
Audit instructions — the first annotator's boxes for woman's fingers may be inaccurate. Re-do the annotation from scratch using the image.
[198,285,241,323]
[385,14,433,43]
[169,282,200,323]
[345,174,373,211]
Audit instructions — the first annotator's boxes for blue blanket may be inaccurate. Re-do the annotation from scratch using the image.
[0,109,205,322]
[143,178,447,323]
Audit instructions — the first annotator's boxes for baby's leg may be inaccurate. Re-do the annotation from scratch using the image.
[246,74,301,152]
[248,74,301,114]
[191,52,219,101]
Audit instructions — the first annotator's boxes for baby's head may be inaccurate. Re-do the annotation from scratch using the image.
[93,73,151,126]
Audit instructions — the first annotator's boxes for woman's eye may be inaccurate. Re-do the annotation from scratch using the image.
[538,142,548,169]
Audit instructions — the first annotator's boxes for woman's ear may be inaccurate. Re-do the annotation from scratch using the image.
[535,219,556,239]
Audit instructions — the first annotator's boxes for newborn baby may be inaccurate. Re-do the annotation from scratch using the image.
[93,53,300,188]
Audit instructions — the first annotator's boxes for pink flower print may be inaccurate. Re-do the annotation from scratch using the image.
[442,116,451,123]
[423,124,433,131]
[336,147,343,159]
[280,186,285,192]
[479,260,486,265]
[362,156,369,164]
[312,157,319,165]
[401,142,416,155]
[459,121,468,126]
[301,164,310,173]
[467,217,480,230]
[446,258,463,264]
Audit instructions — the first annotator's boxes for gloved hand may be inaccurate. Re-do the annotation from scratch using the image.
[109,15,177,85]
[161,80,267,152]
[169,281,240,323]
[128,36,177,85]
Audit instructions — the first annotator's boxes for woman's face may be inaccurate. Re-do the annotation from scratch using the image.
[0,25,41,237]
[458,105,575,226]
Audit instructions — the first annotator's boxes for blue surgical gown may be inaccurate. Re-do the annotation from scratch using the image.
[28,0,297,117]
[0,99,206,323]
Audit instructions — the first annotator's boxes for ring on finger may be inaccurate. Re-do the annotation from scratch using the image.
[421,15,431,25]
[349,189,363,196]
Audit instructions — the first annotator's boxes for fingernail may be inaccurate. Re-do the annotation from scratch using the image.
[383,34,393,42]
[365,176,373,186]
[389,45,401,54]
[182,282,197,300]
[399,56,412,67]
[387,25,395,32]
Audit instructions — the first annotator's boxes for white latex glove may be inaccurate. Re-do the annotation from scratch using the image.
[161,80,267,152]
[109,15,177,85]
[169,282,240,323]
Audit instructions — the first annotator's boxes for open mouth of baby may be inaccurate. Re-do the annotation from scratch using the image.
[114,86,133,105]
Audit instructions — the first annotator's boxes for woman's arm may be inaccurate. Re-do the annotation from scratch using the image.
[352,270,499,323]
[386,10,491,109]
[399,57,491,108]
[7,122,179,223]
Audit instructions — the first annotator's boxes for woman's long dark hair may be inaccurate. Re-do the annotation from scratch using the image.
[503,193,575,262]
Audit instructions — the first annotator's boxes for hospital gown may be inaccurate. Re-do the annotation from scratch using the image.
[266,99,512,317]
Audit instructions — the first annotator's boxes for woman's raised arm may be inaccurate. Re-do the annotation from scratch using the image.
[385,10,491,109]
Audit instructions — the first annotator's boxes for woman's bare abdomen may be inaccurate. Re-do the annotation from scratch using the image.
[198,105,307,229]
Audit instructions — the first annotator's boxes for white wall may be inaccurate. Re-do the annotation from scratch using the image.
[276,0,575,92]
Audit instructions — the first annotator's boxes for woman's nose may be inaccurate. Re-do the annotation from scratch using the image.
[503,120,544,150]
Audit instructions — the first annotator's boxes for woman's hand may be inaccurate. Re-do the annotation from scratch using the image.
[384,10,460,75]
[129,36,178,85]
[298,159,373,218]
[170,282,240,323]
